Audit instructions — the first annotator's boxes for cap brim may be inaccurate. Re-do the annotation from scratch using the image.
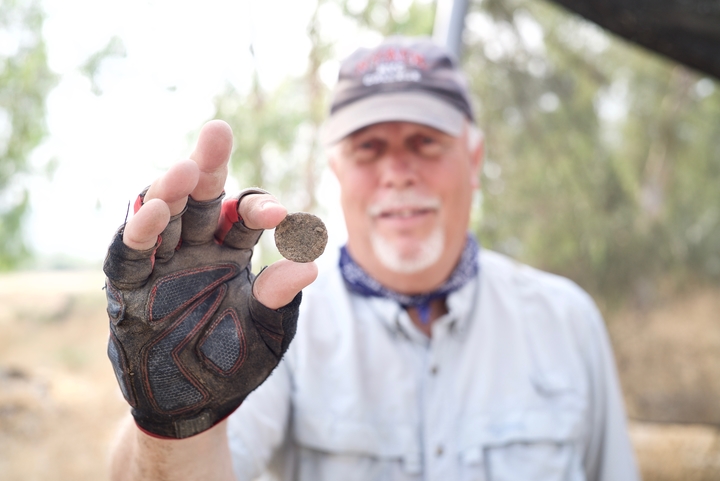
[320,92,466,145]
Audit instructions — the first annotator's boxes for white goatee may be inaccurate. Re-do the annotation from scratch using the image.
[370,226,444,274]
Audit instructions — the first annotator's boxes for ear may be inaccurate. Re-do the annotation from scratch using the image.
[327,146,341,178]
[326,144,342,181]
[469,135,484,190]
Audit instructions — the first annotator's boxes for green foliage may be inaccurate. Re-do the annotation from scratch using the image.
[338,0,435,36]
[0,0,57,270]
[214,76,306,191]
[0,190,29,270]
[79,36,126,96]
[465,0,720,304]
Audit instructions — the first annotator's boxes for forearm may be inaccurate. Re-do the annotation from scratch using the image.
[110,415,235,481]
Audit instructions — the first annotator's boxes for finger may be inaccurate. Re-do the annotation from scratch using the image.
[253,260,318,310]
[143,160,200,216]
[190,120,233,201]
[123,199,171,250]
[239,193,287,230]
[215,190,283,250]
[181,194,225,246]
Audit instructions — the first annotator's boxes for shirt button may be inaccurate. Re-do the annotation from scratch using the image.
[430,365,439,375]
[436,445,444,457]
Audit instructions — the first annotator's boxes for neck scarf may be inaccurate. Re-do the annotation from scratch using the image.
[339,234,480,324]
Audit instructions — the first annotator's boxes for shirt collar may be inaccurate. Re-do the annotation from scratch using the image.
[356,261,481,343]
[339,234,480,324]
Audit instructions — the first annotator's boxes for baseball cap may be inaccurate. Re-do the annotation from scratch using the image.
[321,36,475,145]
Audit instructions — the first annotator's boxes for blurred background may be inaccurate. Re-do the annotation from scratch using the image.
[0,0,719,479]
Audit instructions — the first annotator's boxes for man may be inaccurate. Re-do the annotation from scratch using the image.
[106,37,639,480]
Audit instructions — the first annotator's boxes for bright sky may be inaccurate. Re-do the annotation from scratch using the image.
[28,0,379,265]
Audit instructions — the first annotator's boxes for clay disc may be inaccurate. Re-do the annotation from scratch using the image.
[274,212,328,263]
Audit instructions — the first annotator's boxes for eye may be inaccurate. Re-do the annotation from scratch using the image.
[410,134,443,157]
[359,139,379,150]
[351,138,384,163]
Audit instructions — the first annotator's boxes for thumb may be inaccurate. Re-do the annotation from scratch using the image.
[253,260,318,309]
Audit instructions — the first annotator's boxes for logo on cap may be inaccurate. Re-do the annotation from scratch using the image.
[355,47,427,86]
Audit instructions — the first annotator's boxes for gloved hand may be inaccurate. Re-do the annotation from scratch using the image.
[102,120,316,439]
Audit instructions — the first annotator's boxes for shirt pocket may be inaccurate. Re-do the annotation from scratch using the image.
[458,407,586,481]
[293,411,422,481]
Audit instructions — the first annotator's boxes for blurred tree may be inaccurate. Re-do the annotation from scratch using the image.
[79,35,126,96]
[0,0,57,270]
[337,0,436,36]
[465,0,720,306]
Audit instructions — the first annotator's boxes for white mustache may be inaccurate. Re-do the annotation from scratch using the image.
[367,193,441,217]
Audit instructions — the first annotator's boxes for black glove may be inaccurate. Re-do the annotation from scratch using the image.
[103,189,300,439]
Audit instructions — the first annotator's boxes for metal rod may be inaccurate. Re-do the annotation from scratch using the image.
[432,0,470,58]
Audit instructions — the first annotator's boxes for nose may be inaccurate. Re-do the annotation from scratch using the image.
[378,148,418,189]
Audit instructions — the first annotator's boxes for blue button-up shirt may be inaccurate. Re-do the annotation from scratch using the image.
[228,249,639,481]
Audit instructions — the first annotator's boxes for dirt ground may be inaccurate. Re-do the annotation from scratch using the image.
[611,286,720,481]
[0,269,718,480]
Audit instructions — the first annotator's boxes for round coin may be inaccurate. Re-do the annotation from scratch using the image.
[274,212,328,263]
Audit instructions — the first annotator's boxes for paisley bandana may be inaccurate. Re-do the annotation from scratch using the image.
[339,234,480,324]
